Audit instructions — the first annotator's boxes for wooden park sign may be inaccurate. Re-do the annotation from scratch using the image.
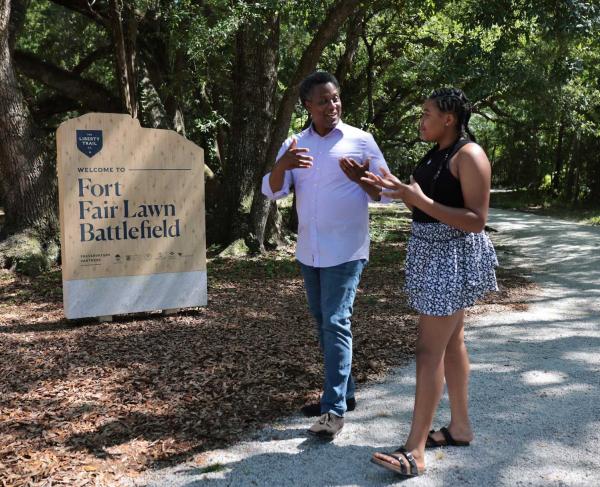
[57,113,207,319]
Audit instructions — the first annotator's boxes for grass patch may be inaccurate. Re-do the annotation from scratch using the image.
[369,205,412,243]
[210,250,300,280]
[198,463,226,474]
[491,189,600,225]
[587,215,600,226]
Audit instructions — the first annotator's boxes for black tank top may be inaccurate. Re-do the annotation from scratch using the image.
[412,138,472,223]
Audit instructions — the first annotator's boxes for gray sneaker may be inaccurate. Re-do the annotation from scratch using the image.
[308,412,344,439]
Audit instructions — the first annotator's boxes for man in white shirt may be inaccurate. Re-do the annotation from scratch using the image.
[262,71,390,439]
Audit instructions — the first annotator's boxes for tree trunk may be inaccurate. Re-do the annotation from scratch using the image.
[8,0,28,50]
[363,31,376,125]
[264,200,284,249]
[570,135,582,204]
[164,49,187,136]
[219,10,280,247]
[109,0,137,117]
[248,0,361,250]
[139,22,188,135]
[14,50,121,112]
[139,61,168,128]
[564,134,580,203]
[585,136,600,203]
[552,115,565,194]
[335,10,364,90]
[287,191,298,234]
[0,0,56,238]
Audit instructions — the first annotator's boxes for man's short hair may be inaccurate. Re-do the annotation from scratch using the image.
[299,71,340,106]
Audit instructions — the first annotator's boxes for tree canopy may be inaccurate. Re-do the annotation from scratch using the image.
[1,0,598,247]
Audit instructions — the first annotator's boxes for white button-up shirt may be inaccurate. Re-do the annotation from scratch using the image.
[262,121,390,268]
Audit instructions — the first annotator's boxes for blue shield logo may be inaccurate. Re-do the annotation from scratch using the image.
[76,130,103,158]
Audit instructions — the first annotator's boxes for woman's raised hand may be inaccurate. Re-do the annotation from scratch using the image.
[361,170,429,207]
[361,168,403,192]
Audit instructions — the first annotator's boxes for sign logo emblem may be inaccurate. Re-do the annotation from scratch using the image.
[76,130,103,158]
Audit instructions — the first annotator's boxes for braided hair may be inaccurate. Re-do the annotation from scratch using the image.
[428,87,476,142]
[414,88,476,197]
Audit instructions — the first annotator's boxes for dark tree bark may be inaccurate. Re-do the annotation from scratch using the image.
[371,86,411,128]
[552,115,565,194]
[565,134,581,203]
[163,49,187,136]
[13,50,120,111]
[7,0,27,50]
[248,0,361,250]
[72,44,113,75]
[587,140,600,203]
[562,133,574,198]
[51,0,181,128]
[139,62,168,128]
[109,0,138,116]
[218,10,280,246]
[0,0,56,237]
[362,28,376,125]
[20,45,114,121]
[31,94,79,121]
[336,10,364,90]
[50,0,109,28]
[142,48,186,132]
[137,7,190,135]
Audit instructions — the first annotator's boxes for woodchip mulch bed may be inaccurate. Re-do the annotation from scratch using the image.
[0,209,536,486]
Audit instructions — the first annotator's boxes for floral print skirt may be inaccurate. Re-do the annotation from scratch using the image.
[404,222,499,316]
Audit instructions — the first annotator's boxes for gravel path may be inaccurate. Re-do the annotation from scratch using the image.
[125,209,600,487]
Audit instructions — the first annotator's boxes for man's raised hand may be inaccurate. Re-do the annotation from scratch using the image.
[339,157,370,184]
[279,137,313,170]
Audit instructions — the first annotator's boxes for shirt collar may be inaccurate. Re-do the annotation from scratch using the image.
[308,120,345,138]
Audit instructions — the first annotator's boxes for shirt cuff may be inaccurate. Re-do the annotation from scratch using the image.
[261,172,290,200]
[379,193,393,204]
[367,191,393,204]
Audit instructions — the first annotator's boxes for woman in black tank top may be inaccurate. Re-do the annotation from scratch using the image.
[365,88,499,478]
[411,137,471,223]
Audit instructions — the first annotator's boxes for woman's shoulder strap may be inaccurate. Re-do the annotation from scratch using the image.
[448,138,475,160]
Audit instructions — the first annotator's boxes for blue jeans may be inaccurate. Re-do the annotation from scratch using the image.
[299,259,366,417]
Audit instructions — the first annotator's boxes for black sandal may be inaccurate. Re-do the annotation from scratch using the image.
[371,447,421,477]
[426,426,470,448]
